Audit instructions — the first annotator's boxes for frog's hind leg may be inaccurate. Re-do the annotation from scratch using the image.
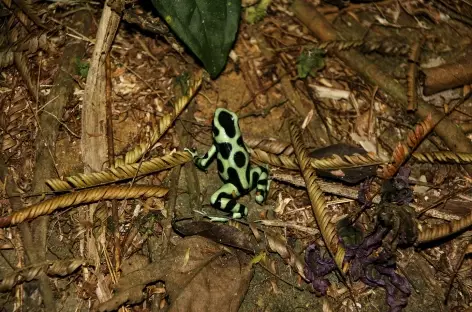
[250,165,270,204]
[210,183,247,219]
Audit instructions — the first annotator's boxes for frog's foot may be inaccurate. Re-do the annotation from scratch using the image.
[255,179,270,204]
[210,183,247,219]
[184,148,198,158]
[212,196,248,219]
[194,210,230,222]
[251,165,271,204]
[209,216,232,222]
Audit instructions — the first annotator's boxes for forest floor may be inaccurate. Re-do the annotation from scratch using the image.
[1,0,472,311]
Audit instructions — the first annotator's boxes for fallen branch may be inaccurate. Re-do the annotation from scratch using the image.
[421,56,472,95]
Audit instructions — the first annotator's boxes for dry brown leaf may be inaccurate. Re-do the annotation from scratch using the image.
[97,236,253,312]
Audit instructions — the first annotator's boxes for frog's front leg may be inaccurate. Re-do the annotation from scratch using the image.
[210,183,247,219]
[185,145,217,171]
[250,165,271,204]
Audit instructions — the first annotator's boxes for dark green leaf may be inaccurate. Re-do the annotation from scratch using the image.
[151,0,241,78]
[245,0,271,24]
[296,48,325,79]
[74,57,89,78]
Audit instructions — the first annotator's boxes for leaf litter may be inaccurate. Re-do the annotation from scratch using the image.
[0,0,472,312]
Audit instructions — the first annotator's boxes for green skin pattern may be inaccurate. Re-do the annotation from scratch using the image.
[185,108,271,218]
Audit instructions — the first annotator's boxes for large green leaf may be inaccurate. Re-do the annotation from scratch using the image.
[151,0,241,78]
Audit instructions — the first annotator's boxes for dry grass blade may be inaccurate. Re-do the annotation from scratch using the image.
[0,32,48,54]
[46,259,86,276]
[288,119,345,272]
[381,114,433,179]
[407,39,424,111]
[412,151,472,164]
[382,144,408,179]
[317,38,410,56]
[10,0,46,29]
[0,259,86,292]
[2,0,31,29]
[317,40,364,51]
[408,115,433,147]
[251,148,385,171]
[0,97,29,154]
[418,212,472,243]
[114,73,202,167]
[361,38,410,56]
[0,185,168,228]
[251,148,299,169]
[245,136,294,155]
[46,151,192,191]
[13,51,38,101]
[312,153,385,169]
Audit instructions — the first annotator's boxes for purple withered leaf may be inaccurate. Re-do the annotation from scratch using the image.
[381,166,414,205]
[304,243,337,294]
[358,177,375,207]
[312,278,331,295]
[304,225,411,312]
[395,167,411,190]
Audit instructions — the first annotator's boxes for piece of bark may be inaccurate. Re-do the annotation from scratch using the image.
[82,1,122,172]
[421,57,472,95]
[80,0,123,303]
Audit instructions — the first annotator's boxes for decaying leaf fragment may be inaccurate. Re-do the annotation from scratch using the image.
[172,219,257,253]
[97,236,252,312]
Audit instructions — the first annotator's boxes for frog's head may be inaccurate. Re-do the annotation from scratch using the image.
[212,108,241,142]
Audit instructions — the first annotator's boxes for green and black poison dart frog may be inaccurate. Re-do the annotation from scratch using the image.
[185,108,271,219]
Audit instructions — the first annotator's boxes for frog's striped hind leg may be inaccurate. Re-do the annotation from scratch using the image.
[250,165,270,204]
[210,183,247,219]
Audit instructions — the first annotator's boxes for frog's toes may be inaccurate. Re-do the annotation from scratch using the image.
[231,212,244,219]
[184,148,198,158]
[209,216,231,222]
[255,192,263,204]
[255,180,270,204]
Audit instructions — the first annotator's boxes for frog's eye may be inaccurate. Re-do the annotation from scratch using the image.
[218,110,237,138]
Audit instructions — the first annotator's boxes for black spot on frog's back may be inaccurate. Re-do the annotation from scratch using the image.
[234,151,246,168]
[218,110,236,138]
[218,142,232,159]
